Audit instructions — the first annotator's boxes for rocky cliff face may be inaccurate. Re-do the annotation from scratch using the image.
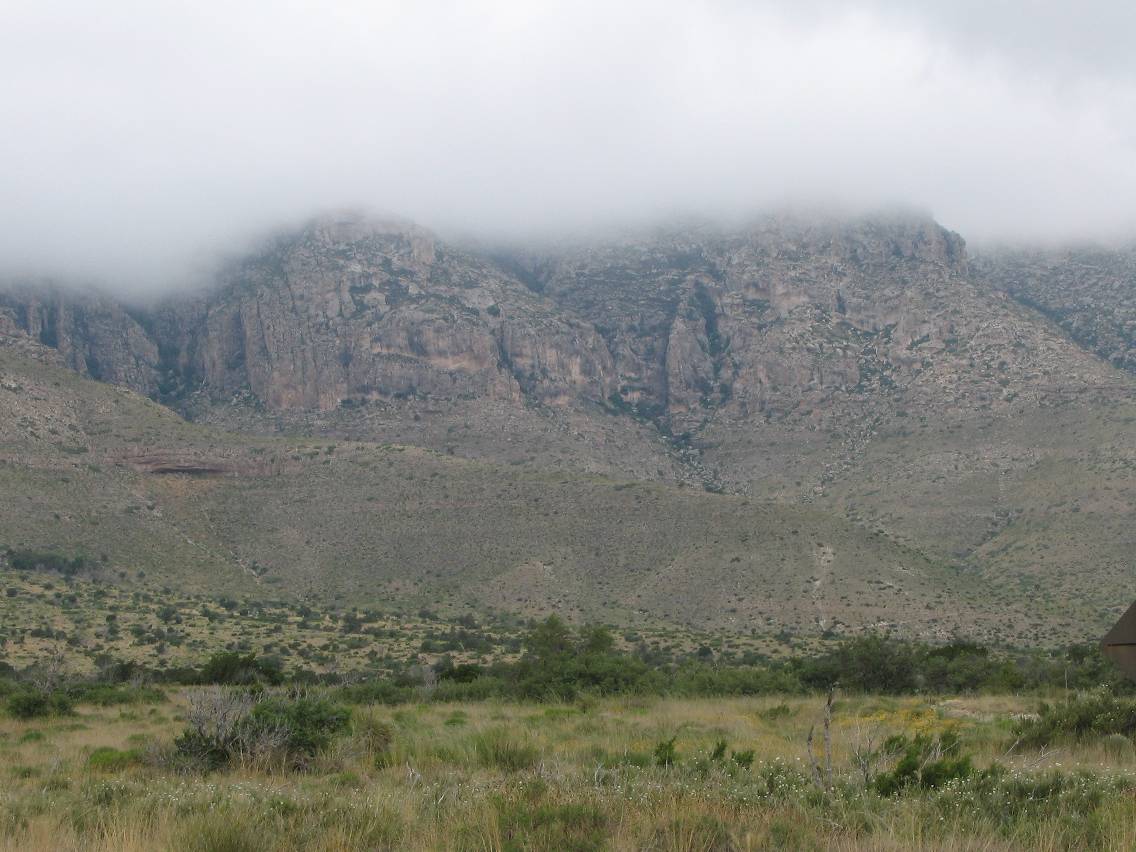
[150,217,616,412]
[499,215,1124,438]
[0,211,1130,471]
[0,282,159,393]
[976,244,1136,374]
[504,216,973,428]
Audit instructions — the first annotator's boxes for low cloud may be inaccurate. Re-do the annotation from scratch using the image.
[2,1,1135,290]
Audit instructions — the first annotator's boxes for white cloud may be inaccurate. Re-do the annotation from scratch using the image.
[1,0,1134,288]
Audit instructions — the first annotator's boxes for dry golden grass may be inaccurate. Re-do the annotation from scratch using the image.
[2,693,1136,850]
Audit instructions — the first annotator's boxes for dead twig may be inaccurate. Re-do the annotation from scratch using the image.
[806,684,838,792]
[823,686,835,790]
[806,725,824,790]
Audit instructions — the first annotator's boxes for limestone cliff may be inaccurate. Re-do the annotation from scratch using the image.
[0,282,159,393]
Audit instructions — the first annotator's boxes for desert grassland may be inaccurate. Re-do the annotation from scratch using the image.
[3,693,1136,851]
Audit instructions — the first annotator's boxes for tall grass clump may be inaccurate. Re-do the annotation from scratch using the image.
[471,728,539,772]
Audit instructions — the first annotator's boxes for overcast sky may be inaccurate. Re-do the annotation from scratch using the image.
[2,0,1135,288]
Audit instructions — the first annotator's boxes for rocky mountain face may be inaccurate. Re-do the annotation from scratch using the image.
[503,216,1123,434]
[5,212,1123,444]
[976,244,1136,374]
[2,211,1134,640]
[149,218,617,412]
[0,281,159,393]
[0,212,1130,486]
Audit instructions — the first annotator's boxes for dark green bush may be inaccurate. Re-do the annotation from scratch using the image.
[67,683,164,706]
[874,732,972,795]
[653,736,678,768]
[6,548,90,577]
[710,739,728,761]
[509,618,661,700]
[174,689,351,770]
[797,635,919,692]
[430,676,508,702]
[731,748,755,770]
[1013,689,1136,747]
[198,651,283,686]
[248,695,351,756]
[669,664,800,696]
[6,690,73,719]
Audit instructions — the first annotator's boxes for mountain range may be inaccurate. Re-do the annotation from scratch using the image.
[1,211,1133,644]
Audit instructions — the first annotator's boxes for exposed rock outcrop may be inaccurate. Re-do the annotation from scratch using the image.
[0,282,159,393]
[976,243,1136,374]
[1,210,1129,475]
[149,216,616,412]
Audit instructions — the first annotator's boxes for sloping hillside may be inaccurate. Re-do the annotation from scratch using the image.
[1,211,1134,646]
[0,344,1054,642]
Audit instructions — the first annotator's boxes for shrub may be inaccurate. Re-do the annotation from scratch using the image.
[351,710,395,766]
[198,652,283,686]
[1101,733,1135,758]
[330,770,364,789]
[6,691,49,719]
[174,688,350,771]
[510,617,661,700]
[710,738,728,761]
[1014,689,1136,747]
[797,635,918,693]
[340,681,415,705]
[874,732,972,795]
[758,703,794,721]
[67,683,165,706]
[6,690,73,719]
[6,548,90,577]
[174,688,258,770]
[249,694,351,758]
[431,676,508,702]
[731,749,755,770]
[654,736,678,768]
[670,664,800,697]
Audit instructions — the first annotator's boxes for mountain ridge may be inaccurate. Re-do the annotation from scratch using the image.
[2,210,1134,643]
